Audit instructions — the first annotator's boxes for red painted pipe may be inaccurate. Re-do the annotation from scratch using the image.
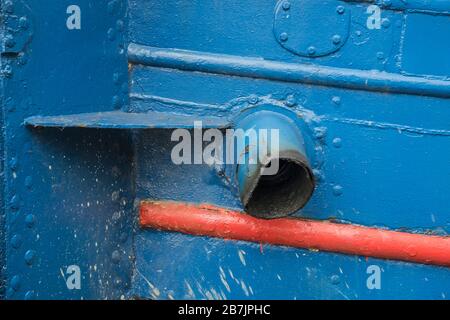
[140,201,450,267]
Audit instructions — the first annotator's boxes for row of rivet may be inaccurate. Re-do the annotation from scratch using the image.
[282,93,344,197]
[278,2,346,56]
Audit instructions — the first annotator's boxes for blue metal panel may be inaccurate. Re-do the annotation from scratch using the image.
[129,65,450,231]
[128,0,404,72]
[128,0,450,299]
[401,13,450,77]
[1,0,132,299]
[132,231,450,300]
[1,0,450,300]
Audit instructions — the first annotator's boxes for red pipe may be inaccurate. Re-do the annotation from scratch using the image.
[140,201,450,267]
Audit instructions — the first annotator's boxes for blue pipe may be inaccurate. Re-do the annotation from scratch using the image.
[127,43,450,98]
[232,107,315,219]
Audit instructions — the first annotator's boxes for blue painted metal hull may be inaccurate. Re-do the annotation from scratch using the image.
[1,0,450,299]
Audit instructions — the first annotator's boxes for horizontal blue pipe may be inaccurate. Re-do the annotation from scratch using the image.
[128,43,450,99]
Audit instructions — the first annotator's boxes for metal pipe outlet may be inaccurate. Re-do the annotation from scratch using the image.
[232,107,315,219]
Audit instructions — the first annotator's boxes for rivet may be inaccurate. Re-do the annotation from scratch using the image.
[332,35,341,45]
[332,137,342,148]
[333,185,343,196]
[332,96,341,105]
[383,0,392,6]
[114,277,123,288]
[336,6,345,14]
[19,17,29,30]
[377,51,384,60]
[113,72,120,85]
[279,32,288,42]
[9,157,18,170]
[18,54,28,66]
[2,64,13,78]
[248,95,259,105]
[10,275,21,291]
[331,274,340,284]
[10,195,20,210]
[112,250,121,263]
[25,176,33,188]
[282,1,291,10]
[314,127,327,140]
[122,279,131,290]
[5,37,16,48]
[4,1,14,14]
[107,28,116,41]
[11,234,23,249]
[285,95,297,107]
[312,169,322,182]
[116,19,124,32]
[307,46,316,56]
[24,250,36,265]
[382,18,391,28]
[120,197,128,209]
[107,0,118,15]
[25,214,36,228]
[355,30,362,37]
[24,291,35,300]
[112,211,122,223]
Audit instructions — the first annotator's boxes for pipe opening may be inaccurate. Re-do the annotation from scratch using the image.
[233,107,316,219]
[244,157,315,219]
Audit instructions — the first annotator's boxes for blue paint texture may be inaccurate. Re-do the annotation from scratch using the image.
[1,0,450,299]
[1,0,132,299]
